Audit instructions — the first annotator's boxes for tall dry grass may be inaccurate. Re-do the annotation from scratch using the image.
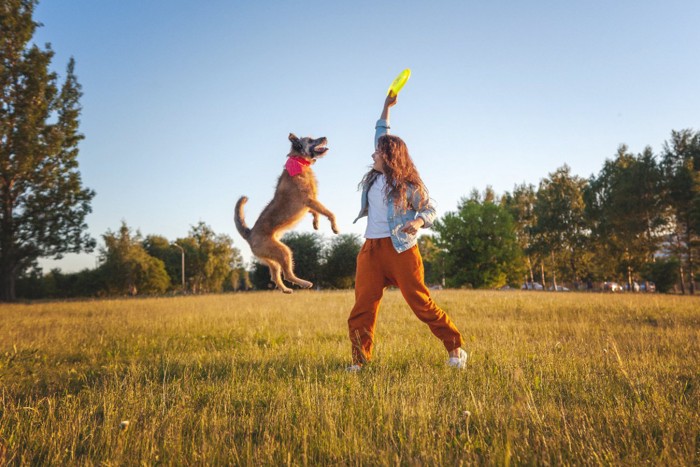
[0,290,698,465]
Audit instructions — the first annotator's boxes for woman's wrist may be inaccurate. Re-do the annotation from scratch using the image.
[381,95,397,120]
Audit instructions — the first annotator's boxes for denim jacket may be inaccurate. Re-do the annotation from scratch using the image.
[352,118,437,253]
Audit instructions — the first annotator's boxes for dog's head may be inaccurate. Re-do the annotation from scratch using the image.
[288,133,328,161]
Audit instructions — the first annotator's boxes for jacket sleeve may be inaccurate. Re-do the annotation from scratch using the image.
[409,186,437,229]
[375,118,390,150]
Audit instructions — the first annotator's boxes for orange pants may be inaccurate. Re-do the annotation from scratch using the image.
[348,237,464,364]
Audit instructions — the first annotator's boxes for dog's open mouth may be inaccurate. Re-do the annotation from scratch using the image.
[313,141,329,156]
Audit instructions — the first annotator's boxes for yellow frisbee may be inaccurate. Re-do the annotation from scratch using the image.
[387,69,411,97]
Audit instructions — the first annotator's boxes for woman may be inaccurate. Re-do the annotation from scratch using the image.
[347,94,468,371]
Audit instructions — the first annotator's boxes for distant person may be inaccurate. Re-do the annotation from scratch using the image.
[346,94,468,371]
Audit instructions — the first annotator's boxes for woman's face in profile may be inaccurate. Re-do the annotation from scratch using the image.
[371,150,385,173]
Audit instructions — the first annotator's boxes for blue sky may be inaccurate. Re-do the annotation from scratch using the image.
[33,0,700,271]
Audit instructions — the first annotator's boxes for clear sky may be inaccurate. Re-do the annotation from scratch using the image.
[33,0,699,271]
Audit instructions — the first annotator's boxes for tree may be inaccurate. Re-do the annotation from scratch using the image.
[585,145,667,287]
[321,233,361,289]
[417,234,444,286]
[16,267,103,299]
[532,166,589,289]
[0,0,95,300]
[250,260,275,290]
[178,222,240,293]
[225,266,251,291]
[642,258,680,294]
[502,183,539,284]
[433,190,522,289]
[661,129,700,294]
[143,234,182,288]
[281,231,324,287]
[99,222,169,295]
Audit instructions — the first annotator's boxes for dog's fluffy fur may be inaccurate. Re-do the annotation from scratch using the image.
[235,133,338,293]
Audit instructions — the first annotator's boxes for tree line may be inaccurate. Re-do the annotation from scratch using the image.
[422,129,699,294]
[15,223,365,298]
[17,125,700,299]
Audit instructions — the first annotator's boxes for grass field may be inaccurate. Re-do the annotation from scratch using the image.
[1,290,698,465]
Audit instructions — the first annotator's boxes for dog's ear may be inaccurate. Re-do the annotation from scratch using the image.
[289,133,303,152]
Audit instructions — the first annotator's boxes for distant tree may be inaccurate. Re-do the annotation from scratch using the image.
[531,166,588,289]
[16,266,104,299]
[281,231,324,287]
[433,190,522,289]
[178,222,240,293]
[661,129,700,294]
[585,145,667,287]
[16,267,53,298]
[143,234,181,288]
[321,233,361,289]
[0,1,95,300]
[502,183,539,284]
[225,266,251,291]
[14,268,44,298]
[250,260,275,290]
[642,258,680,294]
[417,235,444,286]
[99,222,169,295]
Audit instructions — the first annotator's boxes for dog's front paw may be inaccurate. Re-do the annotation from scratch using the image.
[329,218,340,234]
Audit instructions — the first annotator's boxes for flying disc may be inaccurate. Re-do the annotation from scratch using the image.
[387,68,411,97]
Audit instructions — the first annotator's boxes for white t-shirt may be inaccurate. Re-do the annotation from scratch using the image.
[364,174,391,238]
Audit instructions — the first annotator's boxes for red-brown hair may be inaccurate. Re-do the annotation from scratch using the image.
[359,134,428,213]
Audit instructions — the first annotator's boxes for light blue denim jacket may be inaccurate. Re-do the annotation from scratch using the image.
[352,118,437,253]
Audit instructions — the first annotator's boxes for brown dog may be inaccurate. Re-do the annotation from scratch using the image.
[235,133,339,293]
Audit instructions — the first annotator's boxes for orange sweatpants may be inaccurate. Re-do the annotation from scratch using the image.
[347,237,464,365]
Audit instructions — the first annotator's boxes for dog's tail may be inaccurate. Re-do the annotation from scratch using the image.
[234,196,252,241]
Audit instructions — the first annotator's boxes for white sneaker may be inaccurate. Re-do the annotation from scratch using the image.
[346,364,362,373]
[447,348,468,369]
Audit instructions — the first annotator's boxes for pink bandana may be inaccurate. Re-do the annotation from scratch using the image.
[285,156,311,176]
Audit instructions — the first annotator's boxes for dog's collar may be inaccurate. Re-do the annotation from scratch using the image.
[285,156,312,176]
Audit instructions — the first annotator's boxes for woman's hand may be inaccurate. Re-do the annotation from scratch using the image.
[380,94,397,120]
[400,217,425,235]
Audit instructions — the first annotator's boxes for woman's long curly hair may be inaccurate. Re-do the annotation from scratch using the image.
[359,134,428,213]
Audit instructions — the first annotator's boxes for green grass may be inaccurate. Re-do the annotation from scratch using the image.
[1,291,699,465]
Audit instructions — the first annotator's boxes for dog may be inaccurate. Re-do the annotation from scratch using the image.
[235,133,339,293]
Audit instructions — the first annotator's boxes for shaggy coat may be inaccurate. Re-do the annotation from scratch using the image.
[235,133,338,293]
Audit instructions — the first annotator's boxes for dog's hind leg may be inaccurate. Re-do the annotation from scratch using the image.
[262,258,293,294]
[270,238,313,289]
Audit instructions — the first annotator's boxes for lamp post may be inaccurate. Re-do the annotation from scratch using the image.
[171,243,185,292]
